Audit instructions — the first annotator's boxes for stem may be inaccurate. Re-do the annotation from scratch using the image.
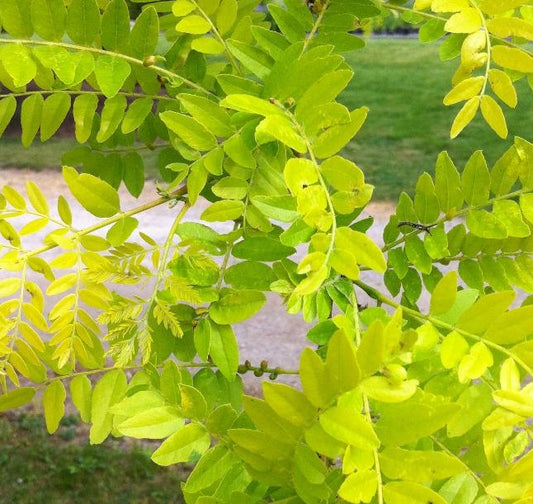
[20,185,187,260]
[0,38,213,96]
[354,278,533,377]
[300,0,331,56]
[470,0,491,96]
[0,89,175,102]
[383,187,533,252]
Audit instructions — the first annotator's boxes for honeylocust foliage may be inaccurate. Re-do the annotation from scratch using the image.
[0,0,533,503]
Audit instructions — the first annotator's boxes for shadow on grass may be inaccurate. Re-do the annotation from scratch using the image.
[0,413,187,504]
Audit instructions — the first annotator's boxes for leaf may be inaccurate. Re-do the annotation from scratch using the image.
[176,14,211,34]
[73,94,98,143]
[122,98,153,134]
[325,329,361,395]
[335,227,386,273]
[224,261,276,291]
[445,8,482,33]
[263,382,316,428]
[268,4,306,43]
[435,151,463,212]
[179,94,233,138]
[251,195,298,222]
[216,0,237,36]
[313,107,368,159]
[320,406,379,449]
[208,322,239,380]
[458,342,493,383]
[384,481,447,504]
[160,111,217,151]
[63,166,121,218]
[31,0,66,41]
[0,388,35,412]
[466,210,507,239]
[227,39,273,80]
[492,46,533,74]
[430,271,458,315]
[122,152,144,198]
[492,200,530,238]
[232,236,295,261]
[129,6,159,58]
[90,370,127,444]
[320,156,364,191]
[40,93,71,141]
[94,54,131,98]
[70,375,92,422]
[379,448,464,482]
[256,115,307,153]
[97,94,127,143]
[443,76,484,105]
[101,0,130,52]
[209,289,266,325]
[117,406,183,439]
[201,200,244,222]
[300,347,334,408]
[151,423,209,466]
[414,172,440,224]
[488,69,517,108]
[26,181,49,215]
[0,96,17,137]
[21,94,43,147]
[0,0,33,38]
[43,380,66,434]
[338,469,378,504]
[480,95,508,139]
[67,0,101,46]
[0,44,36,87]
[361,377,419,403]
[106,216,138,247]
[450,96,480,138]
[461,150,490,206]
[484,305,533,344]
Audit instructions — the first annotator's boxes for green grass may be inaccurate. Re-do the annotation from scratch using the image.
[0,39,531,202]
[340,38,533,200]
[0,413,186,504]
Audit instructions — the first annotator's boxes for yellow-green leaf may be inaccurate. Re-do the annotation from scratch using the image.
[480,94,508,139]
[445,8,482,33]
[492,46,533,74]
[450,96,480,138]
[43,380,66,434]
[176,14,211,34]
[443,76,484,105]
[488,69,517,108]
[151,423,210,466]
[430,271,458,315]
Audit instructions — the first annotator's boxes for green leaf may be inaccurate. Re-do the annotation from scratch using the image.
[95,54,131,98]
[492,200,530,238]
[179,94,233,138]
[435,152,463,213]
[313,107,368,159]
[268,4,306,43]
[73,94,98,143]
[220,93,283,117]
[209,289,266,325]
[263,382,316,428]
[320,406,379,449]
[212,177,248,200]
[447,383,493,437]
[1,44,36,87]
[466,210,507,239]
[43,380,66,434]
[320,156,364,191]
[325,329,361,395]
[251,195,298,222]
[0,0,32,38]
[0,387,35,412]
[21,94,43,147]
[129,6,159,58]
[384,481,447,504]
[122,152,144,198]
[215,0,237,35]
[224,261,276,291]
[201,200,244,222]
[160,111,218,151]
[70,375,92,422]
[414,172,440,224]
[0,96,17,137]
[117,406,183,439]
[63,166,121,218]
[208,322,239,381]
[97,94,127,143]
[106,216,138,247]
[223,134,256,168]
[461,150,490,206]
[176,14,211,34]
[457,342,493,383]
[430,271,458,315]
[90,370,127,444]
[335,227,386,273]
[184,445,239,493]
[520,193,533,225]
[151,423,210,466]
[300,347,334,408]
[67,0,101,46]
[179,384,207,421]
[443,76,484,105]
[439,473,479,504]
[121,98,153,134]
[26,181,48,215]
[379,448,464,482]
[232,236,295,261]
[256,115,307,153]
[227,39,273,80]
[31,0,66,41]
[40,93,71,141]
[101,0,130,52]
[484,305,533,344]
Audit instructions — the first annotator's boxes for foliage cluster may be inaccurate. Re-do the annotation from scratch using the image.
[0,1,533,503]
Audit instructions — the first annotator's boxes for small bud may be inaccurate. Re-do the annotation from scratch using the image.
[244,360,252,369]
[237,365,248,374]
[143,55,157,67]
[260,360,268,370]
[254,369,263,377]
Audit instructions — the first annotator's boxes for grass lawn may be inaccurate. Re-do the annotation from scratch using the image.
[1,38,531,201]
[0,413,186,504]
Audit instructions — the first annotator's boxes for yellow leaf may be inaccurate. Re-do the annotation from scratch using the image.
[492,46,533,74]
[488,69,518,108]
[460,31,486,65]
[443,76,484,105]
[432,0,469,12]
[487,17,533,41]
[450,96,480,138]
[480,95,508,139]
[445,8,482,33]
[414,0,432,9]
